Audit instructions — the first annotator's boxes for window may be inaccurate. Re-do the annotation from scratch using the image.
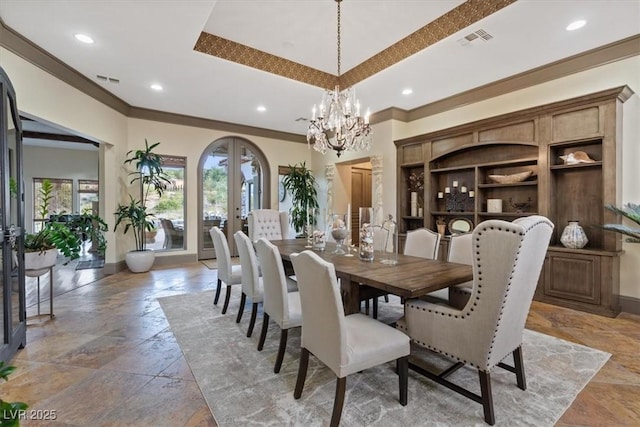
[146,155,186,251]
[33,178,73,231]
[78,179,99,214]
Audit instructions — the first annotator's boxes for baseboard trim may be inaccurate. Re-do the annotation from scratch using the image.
[620,295,640,315]
[154,253,198,266]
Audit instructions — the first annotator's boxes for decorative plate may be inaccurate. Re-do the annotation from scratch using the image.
[448,217,473,234]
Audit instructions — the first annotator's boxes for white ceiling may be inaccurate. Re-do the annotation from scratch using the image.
[1,0,639,140]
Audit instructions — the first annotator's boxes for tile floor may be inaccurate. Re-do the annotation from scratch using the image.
[2,259,639,426]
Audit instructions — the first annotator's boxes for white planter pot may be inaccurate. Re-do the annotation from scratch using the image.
[125,250,155,273]
[24,249,58,274]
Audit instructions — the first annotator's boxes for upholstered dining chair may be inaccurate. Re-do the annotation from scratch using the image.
[423,232,474,309]
[290,250,410,427]
[233,231,264,337]
[404,227,441,259]
[247,209,289,241]
[209,226,242,314]
[254,238,302,373]
[364,226,442,318]
[396,216,553,425]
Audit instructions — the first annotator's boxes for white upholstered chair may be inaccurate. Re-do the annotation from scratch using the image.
[396,216,553,425]
[254,238,302,373]
[247,209,289,241]
[233,231,264,337]
[290,250,410,427]
[209,226,242,314]
[423,232,474,308]
[404,227,441,259]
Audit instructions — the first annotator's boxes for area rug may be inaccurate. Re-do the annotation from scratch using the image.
[200,259,218,270]
[75,258,105,270]
[158,290,610,426]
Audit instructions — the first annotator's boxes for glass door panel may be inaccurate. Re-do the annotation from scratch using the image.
[199,137,269,259]
[1,67,26,362]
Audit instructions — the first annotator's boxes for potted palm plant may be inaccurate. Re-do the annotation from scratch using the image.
[114,140,171,272]
[281,161,319,237]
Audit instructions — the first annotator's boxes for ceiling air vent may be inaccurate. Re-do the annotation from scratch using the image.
[457,29,493,46]
[96,75,120,84]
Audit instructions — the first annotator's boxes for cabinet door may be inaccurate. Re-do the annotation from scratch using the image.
[543,252,601,304]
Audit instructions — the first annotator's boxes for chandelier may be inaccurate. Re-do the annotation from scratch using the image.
[307,0,372,157]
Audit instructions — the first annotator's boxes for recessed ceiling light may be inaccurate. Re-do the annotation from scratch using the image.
[257,105,266,112]
[150,84,163,91]
[74,33,94,44]
[566,20,586,31]
[402,88,413,96]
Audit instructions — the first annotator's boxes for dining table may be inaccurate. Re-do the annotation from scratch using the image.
[271,239,473,315]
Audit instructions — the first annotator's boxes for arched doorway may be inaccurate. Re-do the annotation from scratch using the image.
[198,136,270,259]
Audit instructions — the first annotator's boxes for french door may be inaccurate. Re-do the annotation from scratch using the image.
[1,67,26,362]
[198,137,270,259]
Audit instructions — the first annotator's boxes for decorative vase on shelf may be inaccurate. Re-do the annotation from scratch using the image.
[560,221,588,249]
[410,192,418,217]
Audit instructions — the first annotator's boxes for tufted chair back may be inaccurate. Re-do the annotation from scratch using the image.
[247,209,289,241]
[397,216,553,425]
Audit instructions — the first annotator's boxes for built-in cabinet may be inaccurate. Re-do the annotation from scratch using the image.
[395,86,632,317]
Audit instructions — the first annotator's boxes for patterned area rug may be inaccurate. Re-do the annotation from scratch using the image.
[159,290,610,426]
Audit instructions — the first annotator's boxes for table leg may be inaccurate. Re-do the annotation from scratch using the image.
[338,273,359,315]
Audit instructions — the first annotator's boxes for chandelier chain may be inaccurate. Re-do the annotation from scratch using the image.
[337,0,341,77]
[306,0,372,157]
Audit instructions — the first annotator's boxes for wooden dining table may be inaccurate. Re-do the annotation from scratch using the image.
[271,239,473,315]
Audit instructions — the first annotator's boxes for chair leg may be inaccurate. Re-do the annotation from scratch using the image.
[257,313,270,351]
[294,347,310,399]
[222,285,232,314]
[330,377,347,427]
[513,346,526,390]
[397,356,408,406]
[236,293,247,323]
[364,299,370,315]
[274,328,288,373]
[213,278,222,305]
[372,297,379,319]
[384,294,389,303]
[247,302,258,337]
[478,371,495,426]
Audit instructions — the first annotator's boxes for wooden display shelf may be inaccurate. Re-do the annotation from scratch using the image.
[550,161,602,171]
[478,181,537,188]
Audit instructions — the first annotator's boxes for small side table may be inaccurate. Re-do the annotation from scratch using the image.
[25,265,54,322]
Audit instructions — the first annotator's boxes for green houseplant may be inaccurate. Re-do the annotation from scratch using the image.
[0,362,28,427]
[23,179,107,265]
[281,161,318,236]
[603,203,640,243]
[114,140,171,272]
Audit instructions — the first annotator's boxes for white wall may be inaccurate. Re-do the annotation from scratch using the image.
[23,145,99,232]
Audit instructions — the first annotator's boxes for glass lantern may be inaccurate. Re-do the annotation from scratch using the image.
[359,207,374,262]
[379,214,398,265]
[329,213,349,255]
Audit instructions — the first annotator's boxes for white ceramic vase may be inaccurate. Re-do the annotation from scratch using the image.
[125,250,155,273]
[560,221,588,249]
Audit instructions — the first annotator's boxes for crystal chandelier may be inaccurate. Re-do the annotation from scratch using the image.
[307,0,372,157]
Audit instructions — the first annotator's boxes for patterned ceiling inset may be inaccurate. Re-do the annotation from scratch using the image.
[194,0,517,90]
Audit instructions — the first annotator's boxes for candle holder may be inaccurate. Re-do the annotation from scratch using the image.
[439,183,474,212]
